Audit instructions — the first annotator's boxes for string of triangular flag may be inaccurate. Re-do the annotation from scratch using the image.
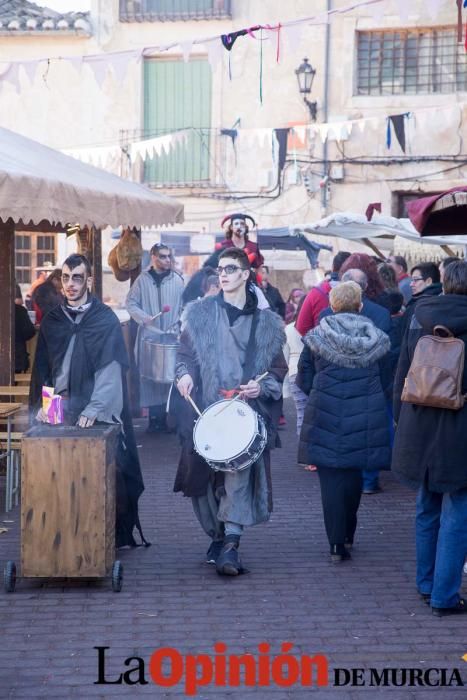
[0,0,450,99]
[61,101,466,171]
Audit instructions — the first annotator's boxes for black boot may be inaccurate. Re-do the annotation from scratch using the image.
[330,544,351,563]
[216,535,243,576]
[206,540,224,565]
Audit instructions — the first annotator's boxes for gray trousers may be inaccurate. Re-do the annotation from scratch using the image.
[191,456,270,540]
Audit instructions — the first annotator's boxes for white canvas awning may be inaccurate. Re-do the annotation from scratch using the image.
[296,213,467,247]
[0,127,184,229]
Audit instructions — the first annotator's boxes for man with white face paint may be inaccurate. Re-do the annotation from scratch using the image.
[30,254,148,548]
[204,213,264,272]
[173,247,287,576]
[126,243,184,433]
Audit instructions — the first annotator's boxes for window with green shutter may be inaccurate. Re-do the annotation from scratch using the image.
[143,58,212,186]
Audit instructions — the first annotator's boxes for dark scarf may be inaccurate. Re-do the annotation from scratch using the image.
[216,288,257,326]
[148,268,171,286]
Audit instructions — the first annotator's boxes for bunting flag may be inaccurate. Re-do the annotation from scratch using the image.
[0,0,390,99]
[22,60,39,86]
[386,113,410,152]
[109,51,139,85]
[179,40,194,64]
[60,102,466,176]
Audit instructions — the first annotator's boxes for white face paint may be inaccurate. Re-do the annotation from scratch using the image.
[232,218,247,236]
[216,257,250,295]
[61,263,91,307]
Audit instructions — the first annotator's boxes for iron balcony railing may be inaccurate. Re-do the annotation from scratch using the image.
[120,127,226,188]
[119,0,231,22]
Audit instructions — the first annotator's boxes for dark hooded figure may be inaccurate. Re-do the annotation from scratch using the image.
[29,254,148,549]
[392,261,467,617]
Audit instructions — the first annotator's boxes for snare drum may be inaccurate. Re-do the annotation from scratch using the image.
[193,399,267,473]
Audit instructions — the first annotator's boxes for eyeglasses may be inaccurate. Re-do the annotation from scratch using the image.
[215,265,243,275]
[157,254,171,260]
[410,277,424,283]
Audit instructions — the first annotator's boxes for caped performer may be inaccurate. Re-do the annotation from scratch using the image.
[29,253,148,549]
[173,247,286,575]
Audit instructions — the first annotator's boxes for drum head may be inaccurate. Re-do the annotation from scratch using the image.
[194,399,257,462]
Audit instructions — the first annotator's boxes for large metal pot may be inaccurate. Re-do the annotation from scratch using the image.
[140,335,179,383]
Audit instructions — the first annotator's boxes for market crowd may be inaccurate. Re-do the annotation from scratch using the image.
[23,213,467,617]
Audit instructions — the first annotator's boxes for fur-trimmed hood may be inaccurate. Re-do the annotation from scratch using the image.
[183,295,286,405]
[304,312,390,369]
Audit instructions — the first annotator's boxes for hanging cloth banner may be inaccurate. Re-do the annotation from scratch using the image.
[387,113,410,152]
[273,128,290,172]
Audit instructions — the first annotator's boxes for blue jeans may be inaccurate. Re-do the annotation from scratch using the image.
[415,482,467,608]
[362,470,379,491]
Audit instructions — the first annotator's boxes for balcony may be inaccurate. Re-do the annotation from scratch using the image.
[119,0,231,22]
[121,128,229,189]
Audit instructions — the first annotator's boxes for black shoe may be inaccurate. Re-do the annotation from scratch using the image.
[216,535,243,576]
[146,419,161,434]
[432,598,467,617]
[418,591,431,605]
[330,544,351,563]
[362,485,382,495]
[206,540,223,565]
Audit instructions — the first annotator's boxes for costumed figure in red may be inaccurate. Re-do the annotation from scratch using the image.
[204,213,264,272]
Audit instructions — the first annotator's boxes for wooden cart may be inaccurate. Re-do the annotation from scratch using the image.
[4,424,123,592]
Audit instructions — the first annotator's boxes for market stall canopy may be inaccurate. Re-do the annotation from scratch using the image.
[407,186,467,236]
[297,212,467,248]
[0,127,184,229]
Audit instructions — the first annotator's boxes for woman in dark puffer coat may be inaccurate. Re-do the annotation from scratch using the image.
[296,282,391,562]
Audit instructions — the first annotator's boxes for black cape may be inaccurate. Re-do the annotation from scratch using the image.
[30,297,149,548]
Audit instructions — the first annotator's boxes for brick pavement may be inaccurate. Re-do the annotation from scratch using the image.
[0,399,466,699]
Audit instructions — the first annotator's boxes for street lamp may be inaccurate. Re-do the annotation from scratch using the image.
[295,58,317,121]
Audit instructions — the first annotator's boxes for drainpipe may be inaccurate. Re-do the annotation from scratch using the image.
[321,0,331,214]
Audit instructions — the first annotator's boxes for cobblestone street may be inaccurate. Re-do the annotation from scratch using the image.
[0,400,466,699]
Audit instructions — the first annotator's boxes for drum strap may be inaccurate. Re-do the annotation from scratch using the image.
[241,311,260,384]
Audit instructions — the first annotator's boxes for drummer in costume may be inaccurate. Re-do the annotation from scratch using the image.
[126,243,184,432]
[174,248,287,575]
[30,254,148,549]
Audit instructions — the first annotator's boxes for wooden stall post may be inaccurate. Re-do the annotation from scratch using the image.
[128,228,142,415]
[91,227,103,301]
[0,220,15,385]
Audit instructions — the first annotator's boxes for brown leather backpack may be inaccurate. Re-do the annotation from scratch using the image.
[401,325,467,410]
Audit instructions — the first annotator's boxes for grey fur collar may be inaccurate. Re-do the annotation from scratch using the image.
[304,313,390,368]
[184,295,285,405]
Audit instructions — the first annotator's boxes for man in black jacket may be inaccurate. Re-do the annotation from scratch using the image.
[400,262,442,338]
[260,265,286,318]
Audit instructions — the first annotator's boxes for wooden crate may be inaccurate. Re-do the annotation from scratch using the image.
[21,424,118,578]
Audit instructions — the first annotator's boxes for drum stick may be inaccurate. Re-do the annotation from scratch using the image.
[215,372,269,416]
[150,305,171,321]
[185,393,202,417]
